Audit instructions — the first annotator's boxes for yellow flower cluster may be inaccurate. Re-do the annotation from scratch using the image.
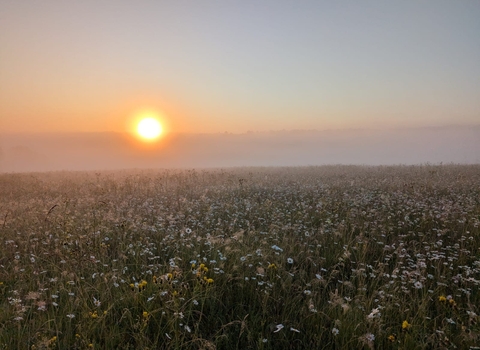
[193,263,214,285]
[402,320,411,330]
[129,280,148,292]
[199,263,208,273]
[268,263,277,269]
[139,280,147,291]
[203,277,214,284]
[195,264,206,278]
[439,295,456,306]
[153,271,179,285]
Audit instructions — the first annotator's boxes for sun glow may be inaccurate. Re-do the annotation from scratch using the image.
[137,117,162,141]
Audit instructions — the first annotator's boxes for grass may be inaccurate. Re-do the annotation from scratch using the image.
[0,165,479,349]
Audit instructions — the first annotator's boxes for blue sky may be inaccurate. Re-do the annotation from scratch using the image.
[1,1,479,133]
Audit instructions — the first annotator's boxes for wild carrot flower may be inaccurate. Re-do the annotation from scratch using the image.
[414,281,423,289]
[273,324,284,333]
[37,301,47,311]
[446,318,456,324]
[367,308,380,319]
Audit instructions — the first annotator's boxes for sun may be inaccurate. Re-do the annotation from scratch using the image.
[137,117,162,140]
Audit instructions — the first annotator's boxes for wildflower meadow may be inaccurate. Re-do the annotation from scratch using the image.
[1,165,479,349]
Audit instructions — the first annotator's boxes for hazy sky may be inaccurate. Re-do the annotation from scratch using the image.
[1,1,479,134]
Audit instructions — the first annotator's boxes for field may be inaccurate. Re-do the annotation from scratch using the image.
[1,165,479,349]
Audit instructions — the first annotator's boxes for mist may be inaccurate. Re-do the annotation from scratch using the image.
[0,125,479,172]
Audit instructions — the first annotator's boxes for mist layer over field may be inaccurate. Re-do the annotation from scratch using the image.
[1,125,479,172]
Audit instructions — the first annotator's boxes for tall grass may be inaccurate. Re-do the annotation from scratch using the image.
[0,165,479,349]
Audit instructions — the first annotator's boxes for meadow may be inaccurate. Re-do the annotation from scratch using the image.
[0,165,479,349]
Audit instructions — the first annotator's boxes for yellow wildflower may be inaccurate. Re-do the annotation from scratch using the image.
[268,263,277,269]
[402,320,411,330]
[48,336,57,344]
[439,295,446,302]
[143,311,149,319]
[139,280,147,291]
[388,334,395,342]
[206,278,214,284]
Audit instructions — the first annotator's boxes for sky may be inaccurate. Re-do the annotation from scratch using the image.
[1,1,479,135]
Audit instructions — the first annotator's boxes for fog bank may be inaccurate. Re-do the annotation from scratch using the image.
[1,126,479,172]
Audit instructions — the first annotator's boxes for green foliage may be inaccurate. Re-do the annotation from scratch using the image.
[0,165,479,349]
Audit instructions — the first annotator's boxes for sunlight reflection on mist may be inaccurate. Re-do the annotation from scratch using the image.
[0,126,479,172]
